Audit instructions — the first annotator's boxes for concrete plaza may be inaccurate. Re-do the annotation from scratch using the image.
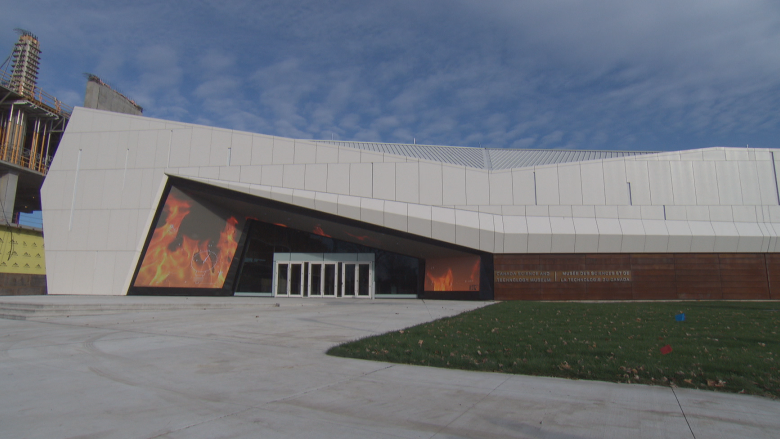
[1,296,777,438]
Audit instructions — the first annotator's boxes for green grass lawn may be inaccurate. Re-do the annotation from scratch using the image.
[328,301,780,398]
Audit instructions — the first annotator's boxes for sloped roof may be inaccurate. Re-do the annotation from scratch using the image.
[315,141,656,170]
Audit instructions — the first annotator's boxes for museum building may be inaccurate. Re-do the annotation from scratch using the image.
[41,107,780,300]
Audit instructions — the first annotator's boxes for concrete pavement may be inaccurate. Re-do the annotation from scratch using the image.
[0,296,777,438]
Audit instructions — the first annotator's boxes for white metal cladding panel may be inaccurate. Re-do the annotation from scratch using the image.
[512,169,536,205]
[349,163,373,198]
[230,133,252,166]
[41,170,68,210]
[755,160,780,205]
[617,206,642,219]
[188,127,212,167]
[408,204,432,238]
[594,205,619,219]
[573,217,599,252]
[526,216,552,252]
[261,165,283,187]
[549,217,575,252]
[715,161,742,205]
[711,222,739,252]
[396,163,420,204]
[489,171,513,205]
[96,131,120,170]
[688,221,716,252]
[642,220,669,252]
[373,162,396,201]
[557,163,583,205]
[338,147,361,163]
[736,222,765,252]
[272,137,295,164]
[251,135,274,165]
[455,210,480,249]
[419,162,443,205]
[431,207,456,243]
[79,170,106,210]
[294,141,317,164]
[315,192,338,215]
[549,205,572,217]
[466,169,490,205]
[502,216,528,252]
[101,170,124,210]
[315,144,339,164]
[304,164,327,192]
[733,206,757,222]
[641,206,665,220]
[738,161,763,205]
[709,206,734,222]
[493,216,505,252]
[686,206,710,221]
[619,219,645,252]
[292,189,316,210]
[337,195,361,221]
[360,198,384,226]
[596,218,622,252]
[326,163,350,195]
[478,213,495,252]
[384,201,408,232]
[726,149,751,160]
[87,209,111,251]
[572,205,596,218]
[692,161,720,205]
[168,129,192,168]
[282,165,305,190]
[361,151,385,163]
[665,221,692,252]
[647,161,674,205]
[442,165,467,205]
[208,129,231,167]
[624,161,652,205]
[135,131,157,169]
[602,160,629,205]
[670,161,697,205]
[580,161,606,205]
[534,166,560,205]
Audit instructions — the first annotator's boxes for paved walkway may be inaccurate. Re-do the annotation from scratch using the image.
[1,296,777,438]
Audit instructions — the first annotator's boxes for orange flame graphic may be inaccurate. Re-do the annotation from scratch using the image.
[134,194,240,288]
[426,268,454,291]
[424,256,481,292]
[313,224,331,238]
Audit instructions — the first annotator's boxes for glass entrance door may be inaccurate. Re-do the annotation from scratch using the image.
[274,259,373,298]
[341,263,372,297]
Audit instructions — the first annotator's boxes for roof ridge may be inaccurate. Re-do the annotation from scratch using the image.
[313,139,659,154]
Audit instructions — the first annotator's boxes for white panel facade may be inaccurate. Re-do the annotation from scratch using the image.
[41,109,780,295]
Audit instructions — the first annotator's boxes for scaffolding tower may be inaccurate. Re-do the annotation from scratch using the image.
[0,29,71,225]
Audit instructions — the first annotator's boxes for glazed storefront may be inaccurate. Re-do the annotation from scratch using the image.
[128,177,493,300]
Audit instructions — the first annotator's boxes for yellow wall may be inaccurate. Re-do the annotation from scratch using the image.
[0,225,45,274]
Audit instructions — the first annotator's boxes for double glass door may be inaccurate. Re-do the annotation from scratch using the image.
[275,261,372,298]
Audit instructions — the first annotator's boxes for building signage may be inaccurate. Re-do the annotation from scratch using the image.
[495,270,631,283]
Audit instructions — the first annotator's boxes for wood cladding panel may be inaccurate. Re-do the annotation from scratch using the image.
[493,253,778,301]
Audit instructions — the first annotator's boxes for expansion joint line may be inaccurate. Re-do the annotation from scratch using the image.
[671,386,696,439]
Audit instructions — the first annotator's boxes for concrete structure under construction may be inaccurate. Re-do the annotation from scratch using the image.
[0,29,71,294]
[83,74,143,116]
[0,29,70,222]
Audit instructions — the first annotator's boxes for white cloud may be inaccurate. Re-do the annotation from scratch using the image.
[2,0,779,151]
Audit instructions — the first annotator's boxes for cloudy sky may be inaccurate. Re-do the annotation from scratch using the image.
[3,1,779,151]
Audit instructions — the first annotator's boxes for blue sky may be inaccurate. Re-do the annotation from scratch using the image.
[3,1,780,151]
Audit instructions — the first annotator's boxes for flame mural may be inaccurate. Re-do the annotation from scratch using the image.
[425,256,480,291]
[134,188,242,288]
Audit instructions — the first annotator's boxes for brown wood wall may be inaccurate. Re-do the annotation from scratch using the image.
[494,254,780,301]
